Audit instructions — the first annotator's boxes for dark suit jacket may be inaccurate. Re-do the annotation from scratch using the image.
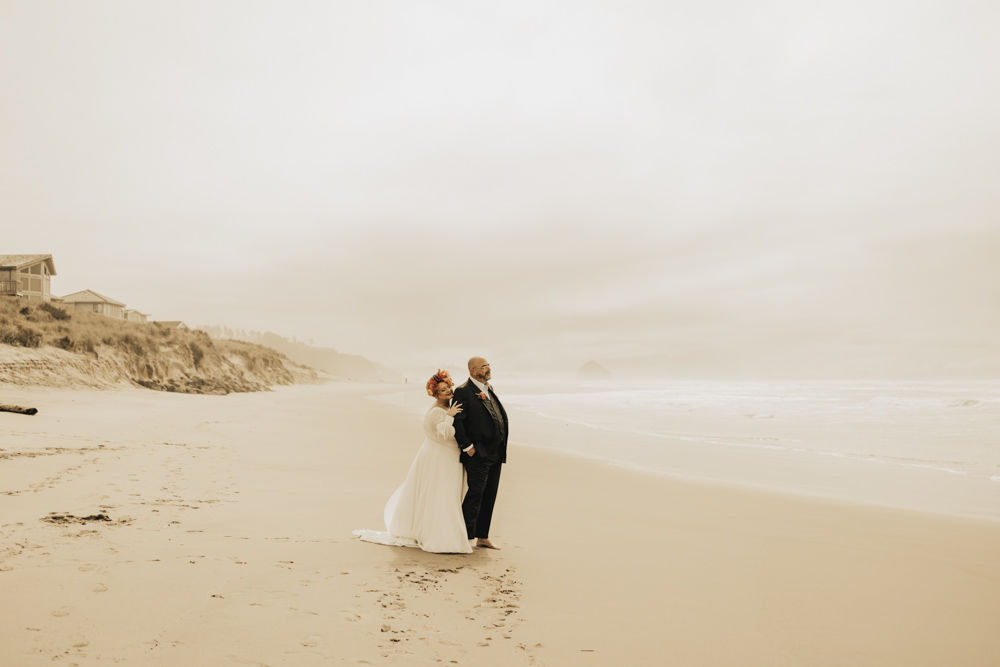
[452,379,508,464]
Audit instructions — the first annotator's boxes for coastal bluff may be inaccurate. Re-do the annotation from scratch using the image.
[0,299,318,394]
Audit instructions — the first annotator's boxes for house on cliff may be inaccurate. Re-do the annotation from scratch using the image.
[61,289,127,319]
[124,309,150,324]
[155,321,188,331]
[0,254,57,301]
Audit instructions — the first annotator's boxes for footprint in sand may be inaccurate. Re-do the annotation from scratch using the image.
[51,607,72,617]
[342,611,361,622]
[93,584,108,593]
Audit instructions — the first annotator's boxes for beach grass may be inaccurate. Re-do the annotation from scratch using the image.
[0,297,314,393]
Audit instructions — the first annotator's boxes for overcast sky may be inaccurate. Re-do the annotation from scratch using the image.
[2,0,997,378]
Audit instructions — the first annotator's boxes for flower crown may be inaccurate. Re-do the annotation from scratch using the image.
[425,368,454,397]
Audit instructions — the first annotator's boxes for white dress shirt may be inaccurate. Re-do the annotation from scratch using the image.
[462,376,492,453]
[470,376,490,397]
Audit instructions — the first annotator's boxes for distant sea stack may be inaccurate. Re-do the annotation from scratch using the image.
[576,360,612,381]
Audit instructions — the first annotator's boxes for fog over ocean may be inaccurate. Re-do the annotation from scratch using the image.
[3,2,997,381]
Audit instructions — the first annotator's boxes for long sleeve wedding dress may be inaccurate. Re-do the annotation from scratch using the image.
[353,407,472,554]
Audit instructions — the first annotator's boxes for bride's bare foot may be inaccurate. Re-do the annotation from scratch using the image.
[476,538,500,550]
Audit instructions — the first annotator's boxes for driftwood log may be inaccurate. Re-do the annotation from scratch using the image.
[0,404,38,416]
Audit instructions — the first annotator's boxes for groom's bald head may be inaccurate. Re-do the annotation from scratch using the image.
[468,357,491,382]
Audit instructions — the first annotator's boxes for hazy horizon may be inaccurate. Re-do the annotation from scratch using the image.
[3,1,998,379]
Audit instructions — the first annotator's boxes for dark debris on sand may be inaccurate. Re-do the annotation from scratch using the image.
[41,512,131,525]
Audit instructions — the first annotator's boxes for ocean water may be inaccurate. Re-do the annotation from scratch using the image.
[499,380,1000,519]
[372,379,1000,520]
[503,380,1000,480]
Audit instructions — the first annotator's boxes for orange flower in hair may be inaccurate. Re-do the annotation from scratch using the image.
[425,368,454,397]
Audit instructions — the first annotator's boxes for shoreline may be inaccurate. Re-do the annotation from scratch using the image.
[1,382,999,665]
[371,384,1000,523]
[512,437,1000,525]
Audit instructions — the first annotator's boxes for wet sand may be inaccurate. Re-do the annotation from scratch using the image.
[1,382,998,665]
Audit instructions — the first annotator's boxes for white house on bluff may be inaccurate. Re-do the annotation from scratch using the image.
[0,254,57,301]
[61,290,128,319]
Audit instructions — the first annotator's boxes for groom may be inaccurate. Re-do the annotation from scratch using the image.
[452,356,508,550]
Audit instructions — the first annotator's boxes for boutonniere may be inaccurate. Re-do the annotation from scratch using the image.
[477,392,488,401]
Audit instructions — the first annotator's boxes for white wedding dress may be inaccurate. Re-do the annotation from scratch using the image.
[353,407,472,554]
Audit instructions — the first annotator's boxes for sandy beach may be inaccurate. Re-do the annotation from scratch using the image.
[2,382,999,666]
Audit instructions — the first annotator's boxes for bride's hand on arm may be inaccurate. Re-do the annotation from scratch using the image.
[446,402,463,417]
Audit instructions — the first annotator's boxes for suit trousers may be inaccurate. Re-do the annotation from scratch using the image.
[462,455,503,539]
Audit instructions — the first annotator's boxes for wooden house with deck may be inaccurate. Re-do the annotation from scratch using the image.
[0,254,57,301]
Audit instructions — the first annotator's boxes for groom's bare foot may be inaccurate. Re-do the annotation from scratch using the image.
[476,538,500,550]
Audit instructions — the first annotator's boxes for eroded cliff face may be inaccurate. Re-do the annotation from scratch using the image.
[0,301,319,394]
[0,341,320,394]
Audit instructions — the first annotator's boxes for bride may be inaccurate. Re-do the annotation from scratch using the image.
[353,369,473,554]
